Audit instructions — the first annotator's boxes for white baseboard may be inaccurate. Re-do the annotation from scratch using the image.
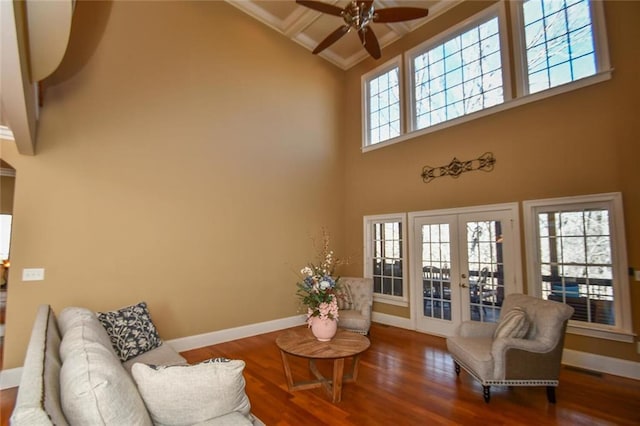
[3,314,638,389]
[166,314,306,352]
[0,314,307,390]
[562,348,640,380]
[372,311,413,330]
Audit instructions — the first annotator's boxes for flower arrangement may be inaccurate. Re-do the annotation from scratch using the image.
[296,231,344,326]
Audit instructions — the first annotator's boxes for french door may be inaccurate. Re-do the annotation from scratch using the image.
[409,203,522,337]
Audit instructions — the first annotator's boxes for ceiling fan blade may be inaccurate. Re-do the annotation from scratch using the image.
[296,0,344,17]
[373,7,429,23]
[359,26,381,59]
[313,25,351,55]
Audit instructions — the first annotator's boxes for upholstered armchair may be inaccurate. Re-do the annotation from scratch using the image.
[336,277,374,335]
[446,293,574,403]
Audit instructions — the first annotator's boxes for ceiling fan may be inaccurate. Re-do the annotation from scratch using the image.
[296,0,429,59]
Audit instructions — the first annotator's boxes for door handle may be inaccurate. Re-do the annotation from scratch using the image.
[460,283,468,288]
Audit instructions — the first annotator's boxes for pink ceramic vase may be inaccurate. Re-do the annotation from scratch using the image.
[310,317,338,341]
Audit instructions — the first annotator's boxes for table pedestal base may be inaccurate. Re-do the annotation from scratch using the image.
[279,351,362,403]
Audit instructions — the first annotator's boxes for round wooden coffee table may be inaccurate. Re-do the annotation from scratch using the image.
[276,327,370,403]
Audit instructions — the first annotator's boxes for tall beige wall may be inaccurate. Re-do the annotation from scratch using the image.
[341,1,640,362]
[2,0,638,370]
[1,1,345,368]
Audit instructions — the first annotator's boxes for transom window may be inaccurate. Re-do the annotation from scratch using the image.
[363,58,401,146]
[411,13,505,130]
[522,0,597,94]
[361,0,610,151]
[524,193,632,342]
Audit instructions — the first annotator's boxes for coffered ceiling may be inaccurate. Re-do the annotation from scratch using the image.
[225,0,462,70]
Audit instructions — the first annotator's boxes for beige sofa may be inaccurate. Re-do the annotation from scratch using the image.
[10,304,264,425]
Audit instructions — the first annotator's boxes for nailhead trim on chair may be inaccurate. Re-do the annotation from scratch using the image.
[341,328,369,335]
[453,357,559,387]
[482,379,559,386]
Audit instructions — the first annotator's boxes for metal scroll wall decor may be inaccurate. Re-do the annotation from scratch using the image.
[421,152,496,184]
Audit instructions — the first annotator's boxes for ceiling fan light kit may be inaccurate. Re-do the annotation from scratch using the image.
[296,0,429,60]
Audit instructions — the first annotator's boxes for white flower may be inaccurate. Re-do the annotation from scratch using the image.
[319,280,331,290]
[301,267,313,276]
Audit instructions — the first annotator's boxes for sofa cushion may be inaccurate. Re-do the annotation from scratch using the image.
[493,306,530,339]
[58,306,118,362]
[446,336,494,379]
[97,301,163,362]
[132,358,252,426]
[122,342,188,373]
[60,340,153,425]
[193,411,254,426]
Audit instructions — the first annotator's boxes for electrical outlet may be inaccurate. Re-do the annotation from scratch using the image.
[22,268,45,281]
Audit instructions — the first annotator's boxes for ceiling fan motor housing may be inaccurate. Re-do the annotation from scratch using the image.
[343,2,375,31]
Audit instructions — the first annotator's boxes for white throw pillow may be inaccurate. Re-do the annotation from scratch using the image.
[131,359,252,426]
[493,306,530,339]
[60,341,153,426]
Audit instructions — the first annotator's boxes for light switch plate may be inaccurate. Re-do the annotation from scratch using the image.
[22,268,45,281]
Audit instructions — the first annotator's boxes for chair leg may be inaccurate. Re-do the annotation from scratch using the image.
[483,385,491,403]
[546,386,556,403]
[454,361,460,376]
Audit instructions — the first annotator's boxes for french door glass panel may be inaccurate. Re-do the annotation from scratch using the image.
[421,223,452,321]
[464,219,505,323]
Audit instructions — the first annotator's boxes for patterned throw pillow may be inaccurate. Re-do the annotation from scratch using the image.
[336,283,353,310]
[493,306,530,339]
[97,301,163,362]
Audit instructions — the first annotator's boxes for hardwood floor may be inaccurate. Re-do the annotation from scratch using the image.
[2,323,640,425]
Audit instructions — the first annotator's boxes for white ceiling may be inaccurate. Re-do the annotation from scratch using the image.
[225,0,462,70]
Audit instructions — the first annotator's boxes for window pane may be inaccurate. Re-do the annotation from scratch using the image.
[411,15,504,131]
[421,223,452,320]
[522,0,597,94]
[524,0,544,25]
[370,221,404,298]
[367,67,401,145]
[537,206,615,326]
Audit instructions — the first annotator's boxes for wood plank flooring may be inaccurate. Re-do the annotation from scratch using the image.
[2,322,639,425]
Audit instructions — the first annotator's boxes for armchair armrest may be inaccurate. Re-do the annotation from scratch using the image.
[491,337,562,380]
[360,304,371,319]
[458,321,497,338]
[492,337,551,357]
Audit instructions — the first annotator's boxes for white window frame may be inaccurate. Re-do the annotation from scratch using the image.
[364,213,408,307]
[361,0,612,153]
[361,55,404,147]
[511,0,611,98]
[406,2,512,133]
[523,192,633,343]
